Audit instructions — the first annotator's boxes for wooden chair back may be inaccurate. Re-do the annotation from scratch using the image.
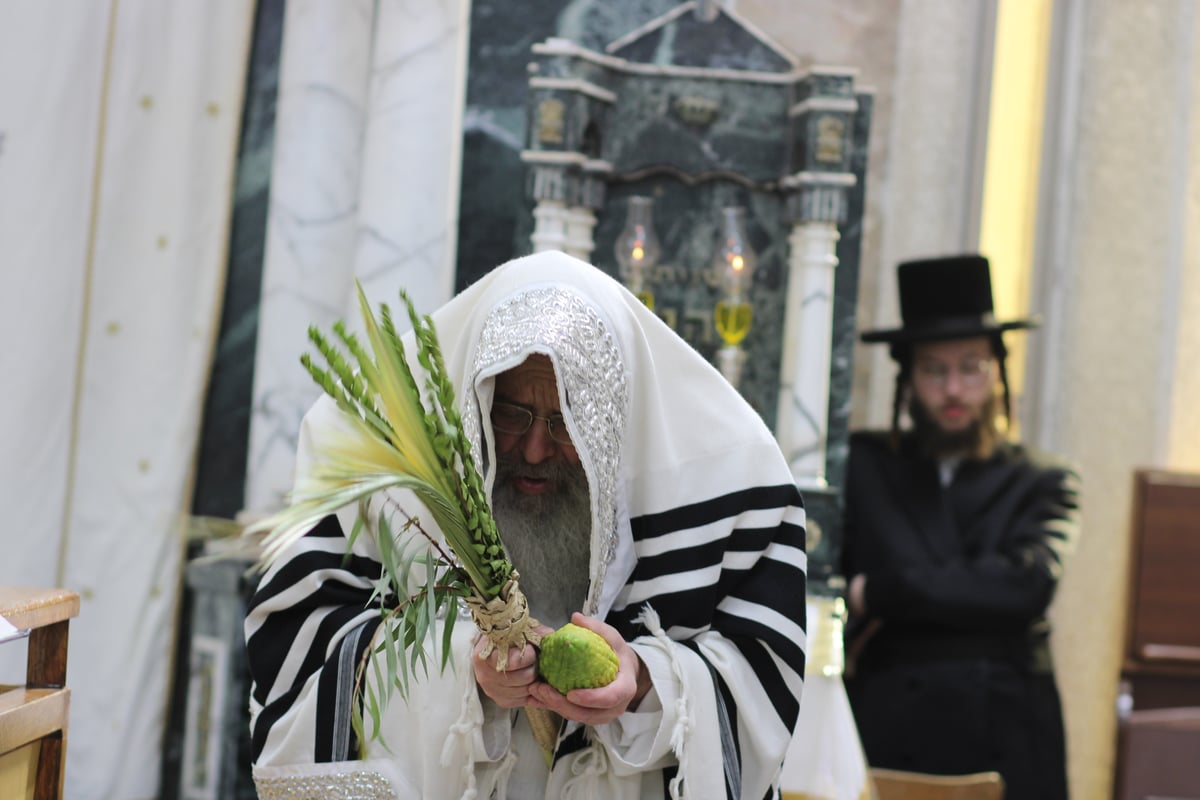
[1114,706,1200,800]
[0,587,80,800]
[869,767,1005,800]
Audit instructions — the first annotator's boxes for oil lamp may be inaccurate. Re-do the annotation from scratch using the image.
[614,196,661,310]
[712,206,756,386]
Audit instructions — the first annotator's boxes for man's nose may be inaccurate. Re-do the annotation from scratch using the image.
[518,419,559,464]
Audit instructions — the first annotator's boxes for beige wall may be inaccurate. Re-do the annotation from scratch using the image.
[979,0,1053,434]
[739,1,1200,798]
[1167,5,1200,474]
[736,0,998,432]
[1028,2,1200,797]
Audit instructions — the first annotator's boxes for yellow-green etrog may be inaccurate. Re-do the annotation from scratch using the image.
[537,623,619,693]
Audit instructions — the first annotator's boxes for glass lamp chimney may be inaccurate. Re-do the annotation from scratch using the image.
[713,206,756,347]
[615,196,661,309]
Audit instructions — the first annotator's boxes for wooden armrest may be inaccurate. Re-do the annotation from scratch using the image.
[0,588,80,631]
[1,587,81,690]
[0,587,77,800]
[0,687,70,754]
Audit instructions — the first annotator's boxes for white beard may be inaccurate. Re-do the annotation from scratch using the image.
[492,458,591,630]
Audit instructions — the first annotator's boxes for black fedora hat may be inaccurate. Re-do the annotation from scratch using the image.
[860,254,1038,345]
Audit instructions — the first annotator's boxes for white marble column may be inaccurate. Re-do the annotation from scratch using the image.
[245,0,469,514]
[523,153,585,256]
[349,0,466,319]
[717,345,748,389]
[531,198,570,253]
[776,222,840,487]
[244,0,376,514]
[564,205,597,262]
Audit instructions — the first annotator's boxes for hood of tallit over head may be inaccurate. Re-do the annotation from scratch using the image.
[426,250,787,618]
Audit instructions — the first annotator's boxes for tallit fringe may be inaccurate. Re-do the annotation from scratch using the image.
[561,732,609,800]
[443,646,482,800]
[490,749,520,800]
[633,604,692,800]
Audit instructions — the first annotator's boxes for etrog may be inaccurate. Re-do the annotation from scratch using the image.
[537,623,619,693]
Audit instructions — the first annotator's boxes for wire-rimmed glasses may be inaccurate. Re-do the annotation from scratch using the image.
[913,357,994,389]
[490,401,574,446]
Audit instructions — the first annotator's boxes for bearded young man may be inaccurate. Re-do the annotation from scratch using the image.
[841,255,1081,799]
[244,252,808,799]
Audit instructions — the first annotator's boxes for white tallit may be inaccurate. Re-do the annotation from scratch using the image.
[245,251,808,799]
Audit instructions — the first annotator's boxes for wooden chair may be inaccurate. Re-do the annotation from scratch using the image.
[0,587,80,800]
[869,767,1005,800]
[1113,706,1200,800]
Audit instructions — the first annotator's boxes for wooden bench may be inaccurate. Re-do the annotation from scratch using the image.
[0,587,80,800]
[869,767,1005,800]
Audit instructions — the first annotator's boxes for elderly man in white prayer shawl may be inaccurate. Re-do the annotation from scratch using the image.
[244,251,808,799]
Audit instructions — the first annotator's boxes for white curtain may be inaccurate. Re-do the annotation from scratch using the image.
[0,2,255,797]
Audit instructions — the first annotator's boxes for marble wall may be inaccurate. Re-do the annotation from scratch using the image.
[457,0,871,585]
[455,0,681,291]
[190,0,284,522]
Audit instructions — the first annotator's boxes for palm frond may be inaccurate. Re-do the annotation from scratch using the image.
[249,281,541,722]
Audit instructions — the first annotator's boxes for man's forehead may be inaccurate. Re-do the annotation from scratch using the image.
[495,353,559,390]
[912,336,994,361]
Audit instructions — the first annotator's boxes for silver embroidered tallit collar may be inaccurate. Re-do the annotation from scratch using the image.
[460,285,628,616]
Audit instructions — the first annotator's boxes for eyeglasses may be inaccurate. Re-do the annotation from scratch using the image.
[490,401,575,446]
[913,358,994,389]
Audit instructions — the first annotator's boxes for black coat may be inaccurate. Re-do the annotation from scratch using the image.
[841,431,1081,800]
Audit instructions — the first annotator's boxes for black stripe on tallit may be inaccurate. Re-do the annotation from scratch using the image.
[661,764,679,796]
[246,515,381,615]
[630,525,773,583]
[316,619,381,761]
[246,514,394,761]
[251,682,303,761]
[723,558,808,671]
[680,639,739,800]
[614,591,805,701]
[245,517,387,700]
[631,520,804,585]
[607,601,805,718]
[630,484,804,542]
[605,484,806,746]
[552,724,591,766]
[246,558,384,707]
[716,627,801,730]
[611,524,802,620]
[610,554,806,686]
[624,528,807,635]
[248,604,382,761]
